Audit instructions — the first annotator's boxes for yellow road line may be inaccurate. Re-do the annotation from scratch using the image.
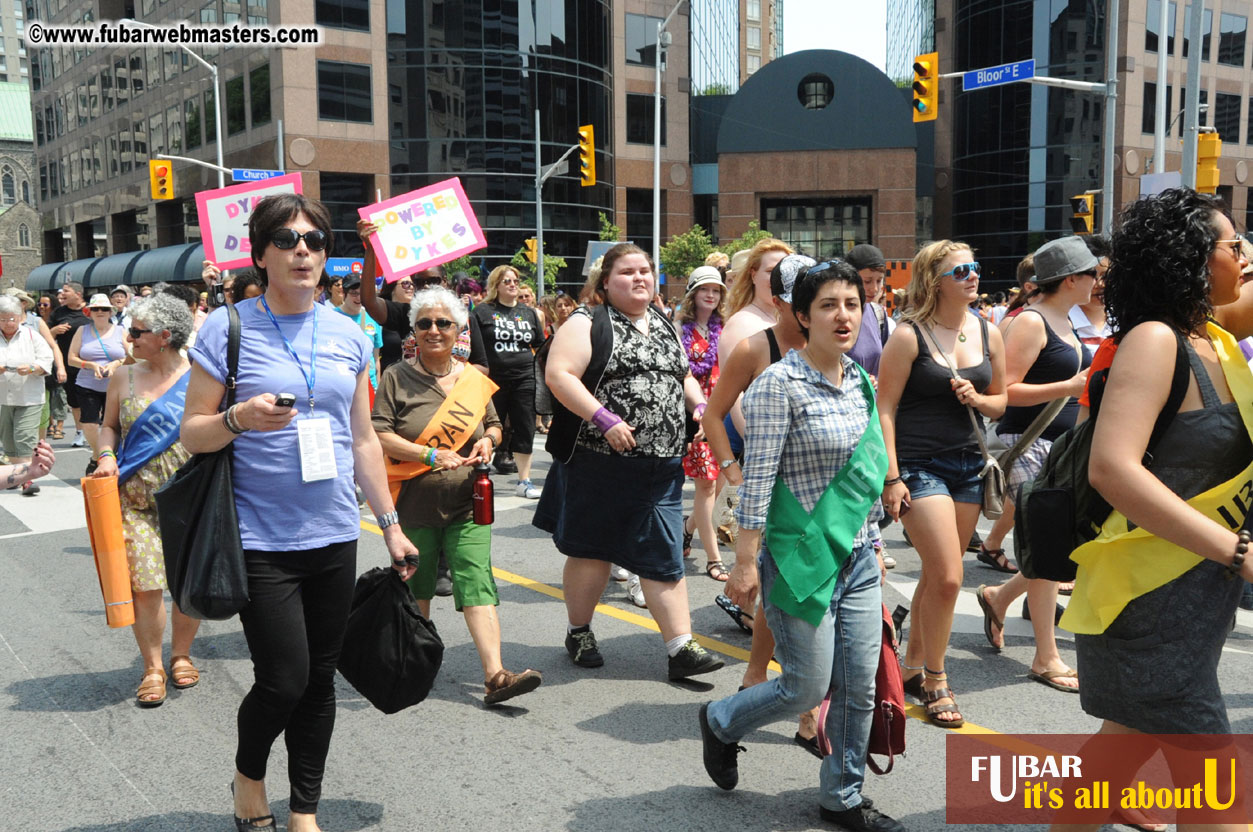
[362,519,988,731]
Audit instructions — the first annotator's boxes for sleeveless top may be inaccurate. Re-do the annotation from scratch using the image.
[895,316,992,458]
[996,308,1093,441]
[847,302,885,376]
[765,328,782,364]
[118,369,191,512]
[76,323,127,393]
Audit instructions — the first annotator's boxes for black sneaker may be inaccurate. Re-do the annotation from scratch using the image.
[434,553,453,597]
[668,640,724,680]
[494,454,518,475]
[820,797,905,832]
[699,702,744,790]
[565,627,604,668]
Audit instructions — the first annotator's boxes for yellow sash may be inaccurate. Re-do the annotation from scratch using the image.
[1062,322,1253,635]
[385,364,499,502]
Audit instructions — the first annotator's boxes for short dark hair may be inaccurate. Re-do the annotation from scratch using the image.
[1107,188,1226,339]
[247,194,335,285]
[160,283,199,311]
[230,270,266,299]
[1083,234,1112,261]
[790,258,865,338]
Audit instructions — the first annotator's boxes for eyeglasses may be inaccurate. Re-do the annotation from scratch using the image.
[414,277,444,288]
[499,278,519,286]
[939,261,980,281]
[89,307,112,312]
[128,327,151,339]
[414,317,458,332]
[397,281,415,289]
[270,228,329,251]
[1215,239,1246,259]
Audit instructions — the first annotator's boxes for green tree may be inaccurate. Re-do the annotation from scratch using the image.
[510,245,566,293]
[721,220,774,257]
[698,83,732,96]
[441,253,481,282]
[598,212,622,242]
[659,224,714,283]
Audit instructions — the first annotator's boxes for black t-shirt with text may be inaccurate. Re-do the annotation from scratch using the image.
[471,301,541,381]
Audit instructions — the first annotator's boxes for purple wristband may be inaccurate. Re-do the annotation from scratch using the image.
[591,406,623,434]
[693,402,707,420]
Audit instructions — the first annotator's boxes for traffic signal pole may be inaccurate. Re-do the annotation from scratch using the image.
[533,113,584,300]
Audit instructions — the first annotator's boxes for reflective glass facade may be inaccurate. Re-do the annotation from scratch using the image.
[691,0,740,95]
[384,0,613,281]
[951,0,1106,287]
[887,0,936,84]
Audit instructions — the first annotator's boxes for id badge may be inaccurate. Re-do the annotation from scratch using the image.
[297,417,338,483]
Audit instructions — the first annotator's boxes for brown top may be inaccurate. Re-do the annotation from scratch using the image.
[372,359,501,528]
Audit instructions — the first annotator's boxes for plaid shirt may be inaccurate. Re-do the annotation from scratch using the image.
[736,350,883,546]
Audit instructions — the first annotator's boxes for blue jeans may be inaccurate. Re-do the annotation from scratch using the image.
[706,541,881,811]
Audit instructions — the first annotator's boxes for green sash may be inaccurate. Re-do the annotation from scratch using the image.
[764,364,888,627]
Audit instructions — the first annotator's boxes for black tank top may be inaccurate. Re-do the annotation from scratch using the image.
[896,316,993,458]
[996,308,1093,441]
[765,328,782,364]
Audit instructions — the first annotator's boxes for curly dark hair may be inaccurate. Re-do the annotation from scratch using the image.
[1106,188,1226,339]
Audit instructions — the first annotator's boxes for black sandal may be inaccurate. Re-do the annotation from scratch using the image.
[705,561,730,582]
[230,782,275,831]
[715,594,753,634]
[682,516,695,557]
[976,544,1018,573]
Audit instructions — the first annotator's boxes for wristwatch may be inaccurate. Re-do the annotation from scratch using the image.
[719,458,738,471]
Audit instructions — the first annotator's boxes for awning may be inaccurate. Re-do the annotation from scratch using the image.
[25,243,207,294]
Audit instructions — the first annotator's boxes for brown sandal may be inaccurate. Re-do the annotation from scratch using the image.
[705,561,730,582]
[137,669,167,707]
[170,655,200,689]
[484,668,542,705]
[922,675,964,728]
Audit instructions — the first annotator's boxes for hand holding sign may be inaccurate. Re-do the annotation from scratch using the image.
[357,177,486,283]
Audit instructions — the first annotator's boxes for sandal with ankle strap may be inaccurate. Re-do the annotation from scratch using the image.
[705,561,730,582]
[136,668,167,708]
[682,516,695,557]
[230,782,275,830]
[922,677,964,728]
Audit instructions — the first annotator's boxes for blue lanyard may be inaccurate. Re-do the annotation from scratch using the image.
[260,297,318,411]
[91,323,116,363]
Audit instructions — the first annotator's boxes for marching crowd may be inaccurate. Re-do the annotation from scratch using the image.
[5,185,1253,832]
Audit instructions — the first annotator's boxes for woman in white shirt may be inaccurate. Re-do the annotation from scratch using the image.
[0,296,54,495]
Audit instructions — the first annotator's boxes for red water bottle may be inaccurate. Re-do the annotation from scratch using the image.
[472,463,494,525]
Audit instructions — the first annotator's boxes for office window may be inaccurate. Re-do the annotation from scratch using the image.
[1146,0,1177,54]
[747,0,760,22]
[186,97,202,149]
[625,93,665,145]
[1177,89,1208,136]
[317,60,372,122]
[1218,13,1246,66]
[1142,82,1173,133]
[250,64,270,126]
[35,111,43,145]
[315,0,367,31]
[1215,93,1241,143]
[205,89,216,142]
[625,13,663,66]
[166,103,182,152]
[762,198,873,259]
[748,26,760,51]
[747,54,761,74]
[1184,3,1212,59]
[226,74,246,134]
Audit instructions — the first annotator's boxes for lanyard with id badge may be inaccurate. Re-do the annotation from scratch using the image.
[261,297,338,483]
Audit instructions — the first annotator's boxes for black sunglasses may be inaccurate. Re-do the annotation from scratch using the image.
[128,327,151,339]
[414,317,457,332]
[270,228,329,251]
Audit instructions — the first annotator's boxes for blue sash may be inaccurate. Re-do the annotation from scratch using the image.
[116,372,190,485]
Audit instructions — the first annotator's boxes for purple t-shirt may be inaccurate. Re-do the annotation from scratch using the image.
[189,299,372,551]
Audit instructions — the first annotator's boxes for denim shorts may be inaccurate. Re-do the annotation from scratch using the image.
[898,448,985,505]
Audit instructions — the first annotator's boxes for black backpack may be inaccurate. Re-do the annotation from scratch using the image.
[1014,330,1191,581]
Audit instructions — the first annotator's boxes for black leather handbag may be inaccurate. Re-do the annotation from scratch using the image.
[156,304,249,620]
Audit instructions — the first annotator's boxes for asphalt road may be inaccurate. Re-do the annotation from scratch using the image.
[3,436,1252,832]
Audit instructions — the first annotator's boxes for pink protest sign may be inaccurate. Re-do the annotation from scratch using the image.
[194,173,303,270]
[357,177,487,282]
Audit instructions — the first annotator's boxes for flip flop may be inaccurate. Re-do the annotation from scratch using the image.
[714,594,753,634]
[1057,581,1074,595]
[705,561,730,582]
[976,584,1004,650]
[1027,667,1079,693]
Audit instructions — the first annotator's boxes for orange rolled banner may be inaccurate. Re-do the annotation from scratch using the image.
[81,476,135,628]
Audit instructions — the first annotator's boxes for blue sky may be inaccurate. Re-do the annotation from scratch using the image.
[783,0,887,71]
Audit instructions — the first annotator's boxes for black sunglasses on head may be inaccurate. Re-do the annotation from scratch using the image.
[270,228,329,251]
[414,317,457,332]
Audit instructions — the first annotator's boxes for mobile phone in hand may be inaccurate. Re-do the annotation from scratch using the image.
[898,498,911,518]
[274,393,297,409]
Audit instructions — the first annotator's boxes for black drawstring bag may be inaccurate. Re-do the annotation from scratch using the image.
[337,567,444,714]
[156,304,248,620]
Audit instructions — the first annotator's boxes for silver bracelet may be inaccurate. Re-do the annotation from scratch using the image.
[375,510,400,530]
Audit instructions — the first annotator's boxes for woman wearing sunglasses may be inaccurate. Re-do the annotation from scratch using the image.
[877,241,1007,729]
[69,293,132,464]
[182,194,417,832]
[89,294,200,707]
[378,274,417,371]
[372,285,543,706]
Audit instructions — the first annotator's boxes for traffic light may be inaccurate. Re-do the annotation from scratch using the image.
[1070,194,1094,235]
[524,238,538,264]
[912,52,938,123]
[149,160,173,200]
[577,124,596,187]
[1196,131,1222,194]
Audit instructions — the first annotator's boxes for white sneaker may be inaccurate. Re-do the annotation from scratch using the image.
[71,430,86,447]
[610,565,630,582]
[625,574,647,608]
[516,479,542,499]
[882,553,897,569]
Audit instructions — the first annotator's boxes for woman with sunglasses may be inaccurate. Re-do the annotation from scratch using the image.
[69,293,132,464]
[373,285,543,706]
[182,194,417,832]
[378,275,417,371]
[877,241,1007,729]
[472,265,545,498]
[90,294,201,707]
[973,237,1093,698]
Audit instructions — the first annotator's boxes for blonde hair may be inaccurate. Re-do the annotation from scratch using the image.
[704,251,730,269]
[484,265,520,304]
[728,238,793,315]
[902,240,974,325]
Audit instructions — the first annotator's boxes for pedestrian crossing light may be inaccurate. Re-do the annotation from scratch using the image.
[148,159,173,200]
[912,52,938,123]
[1070,194,1095,235]
[524,238,538,264]
[578,124,596,187]
[1196,131,1222,194]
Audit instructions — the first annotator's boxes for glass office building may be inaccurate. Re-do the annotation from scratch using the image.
[691,0,740,95]
[887,0,936,84]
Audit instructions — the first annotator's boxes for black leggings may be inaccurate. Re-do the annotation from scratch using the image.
[235,540,356,814]
[492,375,536,455]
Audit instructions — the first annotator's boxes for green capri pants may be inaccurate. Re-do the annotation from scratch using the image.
[0,404,42,457]
[403,517,497,611]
